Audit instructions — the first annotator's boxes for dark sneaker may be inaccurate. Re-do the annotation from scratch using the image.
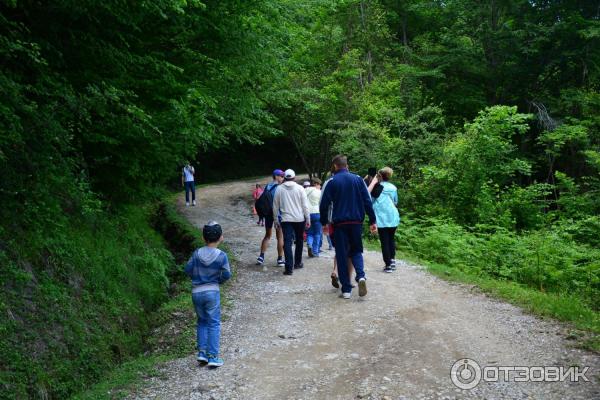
[294,263,304,269]
[358,278,367,297]
[330,274,340,289]
[197,351,208,364]
[283,270,293,275]
[256,255,264,265]
[308,248,314,257]
[207,357,224,368]
[384,265,393,273]
[277,257,285,267]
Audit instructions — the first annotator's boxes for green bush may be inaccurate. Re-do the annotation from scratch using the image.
[396,217,600,310]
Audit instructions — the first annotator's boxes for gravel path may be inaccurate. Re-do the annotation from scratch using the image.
[131,178,599,400]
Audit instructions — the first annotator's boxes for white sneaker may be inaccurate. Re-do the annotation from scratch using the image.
[185,202,190,206]
[341,292,351,299]
[358,278,367,297]
[192,200,196,206]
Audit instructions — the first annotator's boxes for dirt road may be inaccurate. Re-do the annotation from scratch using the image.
[132,178,599,399]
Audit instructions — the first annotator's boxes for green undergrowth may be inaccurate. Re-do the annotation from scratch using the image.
[0,205,173,399]
[73,198,236,400]
[0,193,235,399]
[365,217,600,352]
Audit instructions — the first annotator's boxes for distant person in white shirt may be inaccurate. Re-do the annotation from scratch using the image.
[182,161,196,206]
[305,178,322,258]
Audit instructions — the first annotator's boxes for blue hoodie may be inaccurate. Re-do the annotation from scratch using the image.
[184,247,231,292]
[319,169,376,226]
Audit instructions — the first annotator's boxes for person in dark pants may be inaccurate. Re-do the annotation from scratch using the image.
[320,155,377,299]
[273,169,310,275]
[182,161,196,206]
[281,221,306,273]
[367,167,400,272]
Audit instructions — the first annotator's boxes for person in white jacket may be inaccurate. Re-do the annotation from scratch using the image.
[305,178,322,258]
[273,169,310,275]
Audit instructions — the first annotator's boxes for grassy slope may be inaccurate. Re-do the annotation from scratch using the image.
[0,205,173,399]
[73,198,236,399]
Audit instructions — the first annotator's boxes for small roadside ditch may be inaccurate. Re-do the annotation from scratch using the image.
[74,197,236,399]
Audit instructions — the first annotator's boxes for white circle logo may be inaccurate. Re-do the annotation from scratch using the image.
[451,358,482,389]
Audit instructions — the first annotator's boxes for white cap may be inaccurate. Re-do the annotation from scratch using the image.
[284,169,296,179]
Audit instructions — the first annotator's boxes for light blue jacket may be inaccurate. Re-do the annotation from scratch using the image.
[372,182,400,228]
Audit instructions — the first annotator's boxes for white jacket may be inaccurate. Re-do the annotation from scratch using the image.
[305,187,321,214]
[273,181,310,223]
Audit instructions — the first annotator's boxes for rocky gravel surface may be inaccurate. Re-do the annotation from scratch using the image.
[128,177,599,400]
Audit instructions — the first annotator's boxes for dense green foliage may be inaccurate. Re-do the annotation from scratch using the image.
[275,1,599,310]
[0,0,288,213]
[1,1,291,398]
[1,0,599,398]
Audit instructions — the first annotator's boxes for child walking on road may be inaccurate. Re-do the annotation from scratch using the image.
[185,221,231,368]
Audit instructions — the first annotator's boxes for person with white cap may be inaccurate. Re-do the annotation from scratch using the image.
[272,169,310,275]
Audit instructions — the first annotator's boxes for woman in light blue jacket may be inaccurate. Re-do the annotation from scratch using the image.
[368,167,400,273]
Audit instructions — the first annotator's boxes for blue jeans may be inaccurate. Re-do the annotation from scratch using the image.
[333,224,366,293]
[281,221,305,273]
[192,290,220,357]
[306,213,322,256]
[185,181,195,203]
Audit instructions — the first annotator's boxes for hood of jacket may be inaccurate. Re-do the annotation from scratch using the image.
[195,247,221,265]
[282,180,299,189]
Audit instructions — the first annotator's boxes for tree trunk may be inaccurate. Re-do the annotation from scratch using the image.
[359,1,373,85]
[401,13,408,46]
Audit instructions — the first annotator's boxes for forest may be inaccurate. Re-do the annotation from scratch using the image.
[1,0,598,398]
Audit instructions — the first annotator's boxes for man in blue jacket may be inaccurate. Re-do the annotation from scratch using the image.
[320,155,377,299]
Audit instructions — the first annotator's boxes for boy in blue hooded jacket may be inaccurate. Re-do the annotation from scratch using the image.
[185,221,231,367]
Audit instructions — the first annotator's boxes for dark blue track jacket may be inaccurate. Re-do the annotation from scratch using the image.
[319,169,376,226]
